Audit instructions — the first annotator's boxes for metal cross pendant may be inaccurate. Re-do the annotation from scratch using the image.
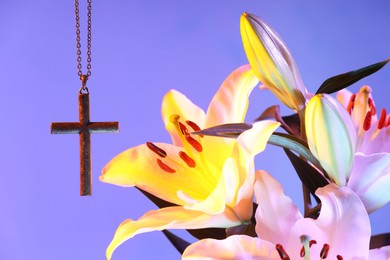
[51,90,119,196]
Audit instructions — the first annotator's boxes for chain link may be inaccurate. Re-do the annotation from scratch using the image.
[75,0,92,80]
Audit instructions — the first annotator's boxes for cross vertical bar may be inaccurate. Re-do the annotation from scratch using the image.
[79,92,92,196]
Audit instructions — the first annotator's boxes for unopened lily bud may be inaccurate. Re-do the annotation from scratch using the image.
[240,13,307,111]
[305,94,357,186]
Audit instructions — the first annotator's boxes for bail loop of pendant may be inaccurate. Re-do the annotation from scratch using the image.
[79,74,89,94]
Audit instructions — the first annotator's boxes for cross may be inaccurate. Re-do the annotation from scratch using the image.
[51,90,119,196]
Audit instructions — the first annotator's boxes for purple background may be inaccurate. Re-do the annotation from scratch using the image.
[1,1,389,259]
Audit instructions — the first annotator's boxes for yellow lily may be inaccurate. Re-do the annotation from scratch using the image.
[100,65,280,259]
[240,12,307,112]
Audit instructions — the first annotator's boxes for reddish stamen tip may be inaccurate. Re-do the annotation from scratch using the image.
[146,142,167,158]
[336,255,343,260]
[186,120,204,137]
[179,121,189,136]
[309,240,317,247]
[320,243,330,259]
[185,136,203,152]
[179,151,196,168]
[156,158,175,173]
[275,244,290,260]
[378,108,387,130]
[368,98,376,115]
[363,111,372,131]
[347,94,356,114]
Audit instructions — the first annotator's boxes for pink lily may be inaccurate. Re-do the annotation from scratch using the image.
[183,170,390,259]
[100,65,280,259]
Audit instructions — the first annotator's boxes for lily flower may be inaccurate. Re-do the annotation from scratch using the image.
[100,65,280,259]
[337,86,390,154]
[183,170,390,259]
[305,93,390,213]
[240,12,308,112]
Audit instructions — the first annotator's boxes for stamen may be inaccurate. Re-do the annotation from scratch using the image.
[179,151,196,168]
[275,244,290,260]
[309,240,317,247]
[368,98,376,115]
[185,136,203,152]
[363,111,372,131]
[179,121,189,136]
[320,243,330,259]
[347,94,356,114]
[300,240,317,257]
[146,142,167,158]
[386,116,390,127]
[186,120,204,137]
[377,108,387,130]
[156,158,175,173]
[336,255,343,260]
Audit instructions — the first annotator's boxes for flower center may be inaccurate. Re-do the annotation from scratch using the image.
[275,236,344,260]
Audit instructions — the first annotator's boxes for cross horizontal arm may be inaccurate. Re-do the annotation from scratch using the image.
[51,122,82,134]
[88,122,119,133]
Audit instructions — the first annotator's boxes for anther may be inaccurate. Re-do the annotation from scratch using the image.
[179,121,189,136]
[320,243,330,259]
[363,111,372,131]
[377,108,387,130]
[347,94,356,114]
[185,136,203,152]
[336,255,343,260]
[179,151,196,168]
[146,142,167,158]
[186,120,204,137]
[156,158,175,173]
[368,98,376,115]
[275,244,290,260]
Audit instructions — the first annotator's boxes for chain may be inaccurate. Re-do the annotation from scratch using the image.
[75,0,92,91]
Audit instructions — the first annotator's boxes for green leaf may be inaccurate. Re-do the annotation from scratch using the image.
[370,233,390,249]
[162,230,190,254]
[192,123,253,138]
[268,132,323,170]
[284,148,329,204]
[316,58,390,94]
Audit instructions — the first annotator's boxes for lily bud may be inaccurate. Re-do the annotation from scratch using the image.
[240,12,307,111]
[305,94,357,186]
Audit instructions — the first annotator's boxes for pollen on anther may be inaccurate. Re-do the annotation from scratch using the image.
[275,244,290,260]
[377,108,387,130]
[368,98,376,115]
[363,111,372,131]
[179,151,196,168]
[156,158,175,173]
[146,142,167,158]
[179,121,189,136]
[347,94,356,114]
[336,255,343,260]
[186,136,203,152]
[320,243,330,259]
[186,120,204,137]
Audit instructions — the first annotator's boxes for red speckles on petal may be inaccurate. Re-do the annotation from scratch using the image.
[179,151,196,168]
[156,158,175,173]
[146,142,167,158]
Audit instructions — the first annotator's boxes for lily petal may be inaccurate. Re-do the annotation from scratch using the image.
[106,206,241,260]
[287,184,370,260]
[240,12,306,111]
[305,94,357,186]
[205,64,259,127]
[100,143,215,205]
[254,170,302,247]
[182,235,279,260]
[162,90,206,147]
[369,245,390,260]
[348,153,390,213]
